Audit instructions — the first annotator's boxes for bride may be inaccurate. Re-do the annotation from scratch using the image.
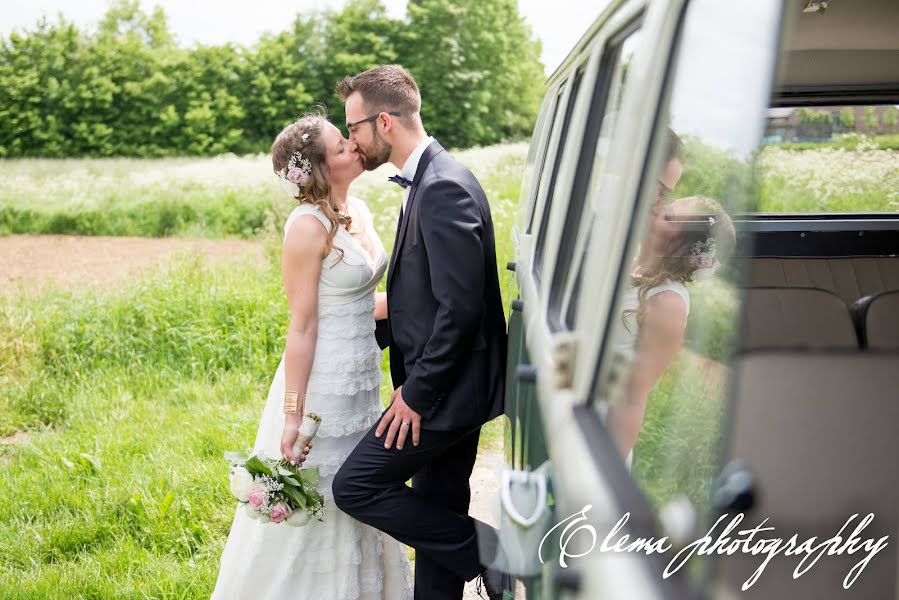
[211,114,413,599]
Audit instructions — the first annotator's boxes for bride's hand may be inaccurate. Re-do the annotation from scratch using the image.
[374,291,388,320]
[281,418,312,466]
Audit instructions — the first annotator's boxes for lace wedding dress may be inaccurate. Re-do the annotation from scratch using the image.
[212,197,413,600]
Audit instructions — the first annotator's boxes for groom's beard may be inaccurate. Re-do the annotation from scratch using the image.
[361,129,392,171]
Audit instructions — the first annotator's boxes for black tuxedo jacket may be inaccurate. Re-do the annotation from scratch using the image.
[376,140,506,431]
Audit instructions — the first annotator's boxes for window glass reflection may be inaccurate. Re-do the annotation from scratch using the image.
[590,0,780,544]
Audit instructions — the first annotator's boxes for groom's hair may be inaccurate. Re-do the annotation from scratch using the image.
[337,65,422,128]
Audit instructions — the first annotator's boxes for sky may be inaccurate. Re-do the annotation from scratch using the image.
[1,0,610,76]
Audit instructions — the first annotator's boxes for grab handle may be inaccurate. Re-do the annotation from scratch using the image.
[500,469,547,528]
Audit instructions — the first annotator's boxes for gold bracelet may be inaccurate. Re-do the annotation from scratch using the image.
[284,391,300,414]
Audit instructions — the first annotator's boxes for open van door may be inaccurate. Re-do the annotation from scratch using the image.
[503,0,789,597]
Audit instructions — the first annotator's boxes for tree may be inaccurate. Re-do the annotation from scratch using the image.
[863,106,879,131]
[98,0,174,49]
[838,106,855,131]
[882,106,898,132]
[796,108,831,138]
[403,0,544,147]
[240,28,315,151]
[0,17,84,156]
[318,0,401,118]
[0,0,545,156]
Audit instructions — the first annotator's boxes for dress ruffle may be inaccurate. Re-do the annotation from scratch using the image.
[318,293,376,317]
[314,402,384,439]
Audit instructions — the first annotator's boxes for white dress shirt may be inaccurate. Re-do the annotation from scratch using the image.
[400,135,434,214]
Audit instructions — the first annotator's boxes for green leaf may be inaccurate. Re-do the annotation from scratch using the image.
[282,485,307,509]
[245,455,273,477]
[298,467,320,486]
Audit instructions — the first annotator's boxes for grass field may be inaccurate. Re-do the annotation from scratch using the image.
[0,145,525,598]
[0,140,896,597]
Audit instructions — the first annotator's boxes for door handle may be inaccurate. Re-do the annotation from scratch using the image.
[500,470,547,527]
[516,364,537,383]
[712,462,757,512]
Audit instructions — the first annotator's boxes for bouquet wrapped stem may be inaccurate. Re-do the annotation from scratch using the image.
[225,412,324,526]
[293,412,322,456]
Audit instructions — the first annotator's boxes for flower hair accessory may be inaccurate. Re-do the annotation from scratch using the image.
[689,237,719,281]
[277,149,313,198]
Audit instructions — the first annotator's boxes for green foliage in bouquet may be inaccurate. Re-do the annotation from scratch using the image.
[224,451,324,526]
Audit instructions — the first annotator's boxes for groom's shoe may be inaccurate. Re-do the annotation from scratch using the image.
[476,566,512,600]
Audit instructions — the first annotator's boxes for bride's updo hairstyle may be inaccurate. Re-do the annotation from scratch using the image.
[272,111,352,260]
[629,196,735,326]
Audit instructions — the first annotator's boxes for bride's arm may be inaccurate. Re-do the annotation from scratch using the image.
[374,291,387,320]
[607,291,686,458]
[280,215,328,465]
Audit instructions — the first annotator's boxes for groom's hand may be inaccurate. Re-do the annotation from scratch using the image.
[376,386,421,450]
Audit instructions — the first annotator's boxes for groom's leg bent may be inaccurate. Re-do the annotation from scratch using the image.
[411,428,481,600]
[333,423,485,583]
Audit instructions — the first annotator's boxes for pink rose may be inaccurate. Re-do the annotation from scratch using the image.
[247,484,267,509]
[690,252,714,269]
[270,502,292,523]
[286,168,307,185]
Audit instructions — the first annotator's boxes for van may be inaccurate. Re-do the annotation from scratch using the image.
[498,0,899,598]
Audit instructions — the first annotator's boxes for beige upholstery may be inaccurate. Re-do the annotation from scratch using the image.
[743,287,858,350]
[717,352,899,599]
[864,290,899,350]
[737,257,899,305]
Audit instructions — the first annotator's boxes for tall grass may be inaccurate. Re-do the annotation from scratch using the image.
[2,143,895,240]
[0,144,529,241]
[756,146,899,212]
[0,146,523,597]
[0,256,283,596]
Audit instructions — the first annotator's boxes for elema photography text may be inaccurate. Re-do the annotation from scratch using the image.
[539,505,890,591]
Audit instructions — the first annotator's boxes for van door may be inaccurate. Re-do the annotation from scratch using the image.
[504,0,786,597]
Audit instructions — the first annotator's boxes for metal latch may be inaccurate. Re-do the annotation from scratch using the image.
[551,333,578,389]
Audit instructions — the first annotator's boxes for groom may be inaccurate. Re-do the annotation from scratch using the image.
[333,64,508,599]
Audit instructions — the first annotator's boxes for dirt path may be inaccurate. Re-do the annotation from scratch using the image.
[0,234,266,297]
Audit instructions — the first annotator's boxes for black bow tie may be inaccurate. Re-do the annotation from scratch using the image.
[388,174,412,189]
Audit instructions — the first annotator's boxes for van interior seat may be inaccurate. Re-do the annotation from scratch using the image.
[852,290,899,350]
[742,287,859,351]
[723,351,899,599]
[738,257,899,305]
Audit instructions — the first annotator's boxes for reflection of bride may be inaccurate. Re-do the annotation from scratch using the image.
[608,196,735,459]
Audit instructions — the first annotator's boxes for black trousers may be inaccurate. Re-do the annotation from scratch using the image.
[333,418,492,599]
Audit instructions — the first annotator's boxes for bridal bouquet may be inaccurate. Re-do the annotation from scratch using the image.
[224,413,324,526]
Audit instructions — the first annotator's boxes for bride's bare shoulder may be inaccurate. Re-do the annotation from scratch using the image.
[284,212,328,259]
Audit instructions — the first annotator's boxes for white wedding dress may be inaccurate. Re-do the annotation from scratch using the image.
[212,197,413,600]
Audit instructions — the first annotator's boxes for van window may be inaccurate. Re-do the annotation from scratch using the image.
[549,25,643,331]
[534,68,584,282]
[585,0,782,585]
[526,87,566,235]
[758,104,898,212]
[523,91,562,234]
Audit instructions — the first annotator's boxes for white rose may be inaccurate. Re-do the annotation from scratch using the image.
[244,503,263,520]
[230,467,255,502]
[286,509,312,527]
